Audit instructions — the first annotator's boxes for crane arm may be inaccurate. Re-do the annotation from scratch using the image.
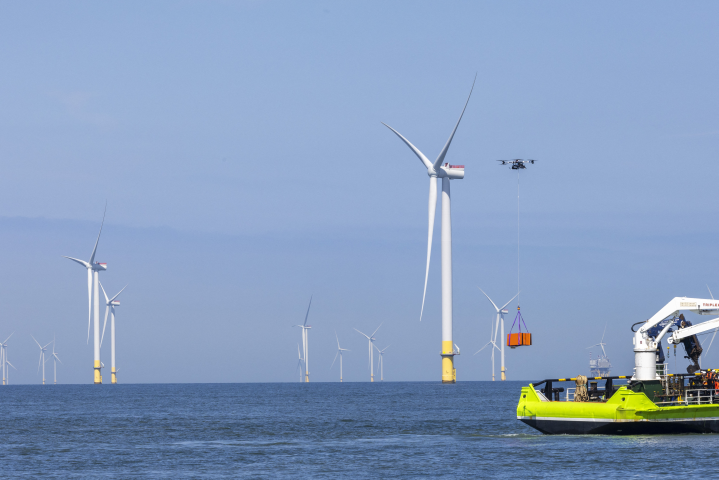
[639,297,719,336]
[668,317,719,344]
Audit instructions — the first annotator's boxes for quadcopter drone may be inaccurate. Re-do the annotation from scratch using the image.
[497,159,537,170]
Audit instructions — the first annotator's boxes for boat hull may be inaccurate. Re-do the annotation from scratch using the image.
[517,384,719,435]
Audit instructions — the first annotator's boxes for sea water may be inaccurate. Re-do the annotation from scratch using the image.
[1,381,716,478]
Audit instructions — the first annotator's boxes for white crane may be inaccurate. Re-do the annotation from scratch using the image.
[100,282,127,384]
[383,78,474,383]
[51,336,62,384]
[633,297,719,380]
[31,335,52,385]
[294,297,312,383]
[374,344,390,382]
[1,332,14,385]
[476,288,518,381]
[355,324,382,382]
[331,332,350,382]
[64,205,107,384]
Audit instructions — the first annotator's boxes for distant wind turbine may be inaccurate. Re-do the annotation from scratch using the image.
[100,282,127,384]
[1,332,14,385]
[374,344,390,382]
[382,77,474,383]
[64,204,108,384]
[587,323,609,358]
[51,336,62,385]
[476,288,518,381]
[354,324,382,382]
[331,332,350,382]
[294,296,312,383]
[31,335,52,385]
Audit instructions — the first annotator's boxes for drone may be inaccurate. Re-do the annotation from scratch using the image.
[497,159,537,170]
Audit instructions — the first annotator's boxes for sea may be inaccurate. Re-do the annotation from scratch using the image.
[1,381,717,478]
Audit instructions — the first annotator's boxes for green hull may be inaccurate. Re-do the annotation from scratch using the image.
[517,384,719,435]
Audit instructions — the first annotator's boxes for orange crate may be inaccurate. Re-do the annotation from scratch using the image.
[507,333,532,347]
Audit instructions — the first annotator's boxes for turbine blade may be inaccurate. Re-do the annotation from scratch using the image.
[354,328,370,340]
[474,342,492,355]
[709,285,715,300]
[54,353,63,364]
[420,177,437,322]
[63,256,91,268]
[101,305,109,347]
[335,331,340,349]
[331,351,339,369]
[381,123,433,170]
[37,351,42,373]
[99,281,109,304]
[371,323,383,337]
[31,335,41,349]
[431,75,476,171]
[303,296,312,326]
[7,360,16,370]
[706,329,718,356]
[109,284,128,303]
[3,331,14,343]
[89,202,107,265]
[87,268,92,344]
[478,287,500,312]
[499,292,520,311]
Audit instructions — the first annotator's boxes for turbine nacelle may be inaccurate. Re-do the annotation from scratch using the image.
[93,262,108,271]
[432,164,465,180]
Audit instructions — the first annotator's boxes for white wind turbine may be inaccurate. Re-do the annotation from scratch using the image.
[476,288,519,381]
[1,332,14,385]
[51,336,62,385]
[64,205,108,384]
[294,297,312,383]
[100,282,127,385]
[354,324,382,382]
[331,332,350,382]
[383,78,474,383]
[32,335,52,385]
[587,323,609,358]
[374,344,390,382]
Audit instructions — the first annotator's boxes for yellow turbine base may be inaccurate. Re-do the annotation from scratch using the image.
[305,373,309,383]
[441,341,456,383]
[94,360,102,384]
[501,366,506,381]
[111,367,117,384]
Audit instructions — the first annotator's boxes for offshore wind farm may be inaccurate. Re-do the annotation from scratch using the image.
[3,2,719,477]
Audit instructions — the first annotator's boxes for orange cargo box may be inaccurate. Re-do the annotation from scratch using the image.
[507,333,532,347]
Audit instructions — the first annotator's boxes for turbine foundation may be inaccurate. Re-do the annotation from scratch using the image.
[441,341,456,383]
[94,360,102,384]
[501,366,506,381]
[111,367,117,384]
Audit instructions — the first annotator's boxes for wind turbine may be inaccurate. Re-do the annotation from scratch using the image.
[587,323,609,358]
[331,332,350,382]
[477,288,519,381]
[51,336,62,385]
[100,282,127,384]
[64,205,108,384]
[374,344,390,382]
[32,335,52,385]
[296,344,305,383]
[294,296,312,383]
[354,324,382,382]
[1,332,14,385]
[383,78,474,383]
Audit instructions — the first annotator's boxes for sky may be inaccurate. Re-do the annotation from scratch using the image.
[0,1,718,384]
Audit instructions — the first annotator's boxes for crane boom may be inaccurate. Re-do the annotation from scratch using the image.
[668,317,719,344]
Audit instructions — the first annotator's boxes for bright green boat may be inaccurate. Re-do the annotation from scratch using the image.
[518,374,719,435]
[518,296,719,435]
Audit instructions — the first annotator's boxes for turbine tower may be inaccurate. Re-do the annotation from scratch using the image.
[296,344,305,383]
[64,205,107,384]
[32,335,52,385]
[1,332,14,385]
[477,288,518,381]
[100,282,127,384]
[294,296,312,383]
[383,78,474,383]
[374,345,390,382]
[51,336,62,384]
[331,332,350,382]
[355,324,381,382]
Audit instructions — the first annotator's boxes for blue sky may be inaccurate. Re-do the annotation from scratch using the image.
[0,2,718,383]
